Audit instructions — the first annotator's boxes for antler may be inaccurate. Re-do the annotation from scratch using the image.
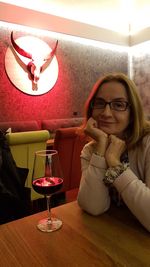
[11,31,58,62]
[11,31,32,59]
[44,40,58,60]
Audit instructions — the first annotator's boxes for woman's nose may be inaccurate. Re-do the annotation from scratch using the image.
[101,104,113,116]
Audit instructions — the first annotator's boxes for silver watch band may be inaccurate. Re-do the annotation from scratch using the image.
[103,162,129,186]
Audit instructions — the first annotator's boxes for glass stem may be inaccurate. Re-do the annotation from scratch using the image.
[46,195,51,223]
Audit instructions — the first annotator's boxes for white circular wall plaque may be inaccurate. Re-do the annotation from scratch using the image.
[5,35,59,95]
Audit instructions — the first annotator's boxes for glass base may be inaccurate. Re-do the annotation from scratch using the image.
[37,217,62,232]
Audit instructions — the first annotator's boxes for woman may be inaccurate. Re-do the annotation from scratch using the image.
[77,72,150,232]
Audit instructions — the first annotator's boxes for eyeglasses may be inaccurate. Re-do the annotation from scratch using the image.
[91,99,130,111]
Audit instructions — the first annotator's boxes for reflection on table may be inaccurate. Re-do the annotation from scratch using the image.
[0,201,150,267]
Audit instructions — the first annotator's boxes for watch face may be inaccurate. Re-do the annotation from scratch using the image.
[103,162,129,186]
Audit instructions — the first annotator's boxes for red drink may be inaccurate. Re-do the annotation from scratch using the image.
[32,177,63,195]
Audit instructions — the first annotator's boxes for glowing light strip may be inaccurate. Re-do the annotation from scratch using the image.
[0,21,129,53]
[130,41,150,55]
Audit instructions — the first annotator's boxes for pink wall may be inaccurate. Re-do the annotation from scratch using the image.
[0,25,128,123]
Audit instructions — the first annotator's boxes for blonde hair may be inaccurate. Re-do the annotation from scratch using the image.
[84,72,150,148]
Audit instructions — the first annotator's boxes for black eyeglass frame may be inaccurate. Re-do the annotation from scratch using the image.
[91,99,130,111]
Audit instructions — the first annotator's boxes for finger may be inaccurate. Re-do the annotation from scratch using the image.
[108,134,116,143]
[89,117,97,126]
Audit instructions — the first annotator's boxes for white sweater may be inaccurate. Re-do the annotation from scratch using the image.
[77,134,150,232]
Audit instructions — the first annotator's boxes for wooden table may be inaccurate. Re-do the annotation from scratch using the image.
[0,201,150,267]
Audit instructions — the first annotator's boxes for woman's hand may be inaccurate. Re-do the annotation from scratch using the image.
[105,135,126,167]
[84,117,107,141]
[84,117,108,156]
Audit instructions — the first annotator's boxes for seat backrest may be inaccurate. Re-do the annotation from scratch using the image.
[70,134,87,189]
[0,120,40,133]
[53,127,87,191]
[6,130,50,200]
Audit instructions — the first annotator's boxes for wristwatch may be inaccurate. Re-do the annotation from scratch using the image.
[103,162,129,186]
[94,151,104,157]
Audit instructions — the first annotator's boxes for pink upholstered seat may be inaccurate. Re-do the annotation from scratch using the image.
[53,127,87,192]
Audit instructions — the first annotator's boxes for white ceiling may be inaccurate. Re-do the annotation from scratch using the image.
[1,0,150,46]
[40,0,150,31]
[1,0,150,33]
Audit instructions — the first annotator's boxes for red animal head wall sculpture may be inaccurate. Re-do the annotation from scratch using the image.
[10,31,58,86]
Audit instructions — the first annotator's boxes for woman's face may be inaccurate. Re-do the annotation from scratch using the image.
[92,80,130,138]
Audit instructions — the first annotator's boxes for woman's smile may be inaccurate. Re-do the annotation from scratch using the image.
[98,120,115,125]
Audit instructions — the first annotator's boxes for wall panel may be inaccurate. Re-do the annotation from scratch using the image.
[0,25,128,123]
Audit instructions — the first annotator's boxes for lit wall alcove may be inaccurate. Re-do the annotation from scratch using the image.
[0,24,128,122]
[130,42,150,118]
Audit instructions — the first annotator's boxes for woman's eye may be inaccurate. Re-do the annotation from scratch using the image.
[114,102,123,107]
[95,101,105,106]
[113,102,126,109]
[99,102,105,106]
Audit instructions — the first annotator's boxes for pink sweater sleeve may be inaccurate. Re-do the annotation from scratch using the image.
[77,143,110,215]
